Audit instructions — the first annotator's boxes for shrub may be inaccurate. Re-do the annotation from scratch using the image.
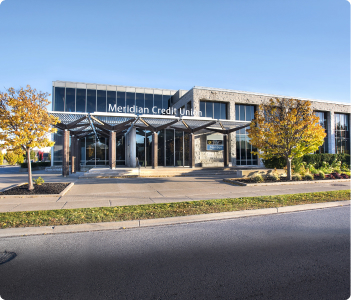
[304,174,314,181]
[292,174,302,181]
[331,172,342,179]
[20,161,51,168]
[0,153,3,165]
[4,152,18,165]
[318,171,325,179]
[341,162,350,172]
[252,174,264,183]
[341,171,351,177]
[33,176,45,185]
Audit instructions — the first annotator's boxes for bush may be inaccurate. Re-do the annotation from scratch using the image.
[20,161,51,168]
[318,171,325,179]
[304,174,314,181]
[33,176,45,185]
[4,152,18,165]
[0,153,3,165]
[292,174,302,181]
[17,154,24,164]
[252,174,264,183]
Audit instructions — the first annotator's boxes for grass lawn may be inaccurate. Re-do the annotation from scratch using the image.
[0,190,349,229]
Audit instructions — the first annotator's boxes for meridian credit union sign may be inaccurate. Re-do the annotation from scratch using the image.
[108,104,203,117]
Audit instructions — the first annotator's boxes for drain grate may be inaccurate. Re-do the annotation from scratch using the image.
[0,251,16,265]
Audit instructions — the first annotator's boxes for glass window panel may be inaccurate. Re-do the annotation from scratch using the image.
[97,90,106,112]
[65,88,75,112]
[86,89,96,113]
[145,130,152,166]
[136,93,144,114]
[240,105,245,121]
[126,92,135,112]
[136,129,145,167]
[154,95,162,114]
[117,91,126,112]
[86,136,95,165]
[158,130,165,166]
[116,135,125,164]
[220,103,227,119]
[54,87,65,111]
[163,95,171,110]
[213,102,220,119]
[184,132,190,166]
[96,138,107,165]
[235,104,239,120]
[53,129,63,163]
[76,89,86,112]
[165,129,174,166]
[107,91,116,112]
[80,137,86,165]
[175,130,183,166]
[205,102,213,118]
[200,101,206,118]
[145,94,153,114]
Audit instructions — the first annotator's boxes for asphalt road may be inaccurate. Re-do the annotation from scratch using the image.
[0,206,349,300]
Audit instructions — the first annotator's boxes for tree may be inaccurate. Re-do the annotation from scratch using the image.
[30,150,36,161]
[247,98,326,180]
[4,151,18,165]
[0,152,3,165]
[0,86,58,189]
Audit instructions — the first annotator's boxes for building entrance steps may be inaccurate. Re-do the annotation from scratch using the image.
[78,167,254,179]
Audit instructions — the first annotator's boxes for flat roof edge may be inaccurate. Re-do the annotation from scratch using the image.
[193,86,350,106]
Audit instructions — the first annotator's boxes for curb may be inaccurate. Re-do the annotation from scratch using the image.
[0,200,349,238]
[223,178,351,186]
[0,182,74,198]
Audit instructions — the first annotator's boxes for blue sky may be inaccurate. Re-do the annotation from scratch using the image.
[0,0,349,107]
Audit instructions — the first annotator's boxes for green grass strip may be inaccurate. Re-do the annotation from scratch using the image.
[0,190,349,229]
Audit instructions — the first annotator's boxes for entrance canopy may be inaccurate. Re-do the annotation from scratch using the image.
[49,112,251,138]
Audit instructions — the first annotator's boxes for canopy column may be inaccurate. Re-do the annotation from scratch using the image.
[189,133,195,168]
[62,129,70,177]
[71,135,77,173]
[109,131,116,169]
[223,134,229,167]
[152,131,158,169]
[76,138,81,172]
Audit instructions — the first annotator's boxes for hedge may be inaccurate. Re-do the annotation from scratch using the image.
[263,153,350,169]
[20,161,51,168]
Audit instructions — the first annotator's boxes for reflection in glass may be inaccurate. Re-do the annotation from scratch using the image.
[126,92,135,112]
[163,95,171,111]
[154,95,162,114]
[86,136,95,165]
[158,130,165,166]
[65,88,75,112]
[53,129,63,165]
[220,103,227,119]
[136,93,144,114]
[54,87,65,111]
[184,132,190,166]
[107,91,116,112]
[145,94,153,114]
[97,90,106,112]
[175,131,183,166]
[116,135,125,165]
[87,89,96,113]
[200,101,205,117]
[80,138,86,165]
[145,131,152,166]
[76,89,86,112]
[166,129,174,166]
[136,129,145,166]
[206,102,213,118]
[117,92,126,111]
[214,102,220,119]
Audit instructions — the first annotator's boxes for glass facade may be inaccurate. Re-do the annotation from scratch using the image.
[53,86,174,115]
[200,101,227,119]
[314,111,328,153]
[235,104,257,165]
[335,113,350,154]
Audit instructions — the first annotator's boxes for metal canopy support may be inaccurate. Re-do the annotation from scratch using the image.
[152,132,158,169]
[71,135,77,174]
[109,131,116,169]
[223,134,229,167]
[189,133,195,168]
[62,130,70,177]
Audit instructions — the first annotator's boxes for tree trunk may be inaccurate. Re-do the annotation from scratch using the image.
[27,148,34,190]
[286,157,292,181]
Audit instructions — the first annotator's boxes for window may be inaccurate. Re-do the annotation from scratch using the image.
[200,101,227,119]
[235,104,257,165]
[335,113,350,154]
[314,111,328,153]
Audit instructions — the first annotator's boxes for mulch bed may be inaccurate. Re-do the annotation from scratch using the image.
[0,183,70,195]
[235,176,349,184]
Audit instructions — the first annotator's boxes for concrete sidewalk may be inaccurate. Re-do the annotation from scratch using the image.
[0,167,350,213]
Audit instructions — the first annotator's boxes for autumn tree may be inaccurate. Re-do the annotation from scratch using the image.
[0,86,58,190]
[247,98,326,180]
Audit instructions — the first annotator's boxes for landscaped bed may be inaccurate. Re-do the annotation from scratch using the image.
[0,183,70,195]
[0,190,349,229]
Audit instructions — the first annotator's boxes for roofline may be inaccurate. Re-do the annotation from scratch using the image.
[193,86,351,106]
[52,80,178,94]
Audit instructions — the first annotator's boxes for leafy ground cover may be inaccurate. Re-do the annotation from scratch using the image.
[0,190,349,229]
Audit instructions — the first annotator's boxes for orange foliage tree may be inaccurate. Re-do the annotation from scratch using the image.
[247,98,326,180]
[0,86,58,189]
